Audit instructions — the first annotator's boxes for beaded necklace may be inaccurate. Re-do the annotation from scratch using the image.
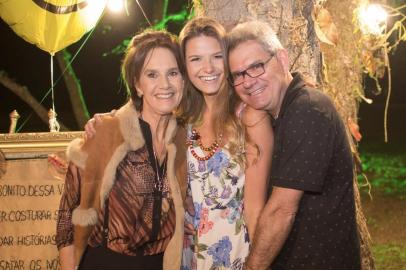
[187,128,223,161]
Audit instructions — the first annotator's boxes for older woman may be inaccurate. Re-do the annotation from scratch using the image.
[56,30,186,270]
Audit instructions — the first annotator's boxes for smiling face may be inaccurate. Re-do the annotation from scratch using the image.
[135,47,183,117]
[185,35,225,97]
[229,40,289,116]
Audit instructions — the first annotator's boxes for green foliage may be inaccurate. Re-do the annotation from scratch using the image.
[366,216,378,229]
[103,39,131,57]
[372,244,406,270]
[358,152,406,195]
[153,9,189,30]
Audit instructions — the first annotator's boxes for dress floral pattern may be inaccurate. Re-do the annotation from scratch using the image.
[182,126,249,270]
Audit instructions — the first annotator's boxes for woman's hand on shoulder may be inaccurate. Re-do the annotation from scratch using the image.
[238,103,270,127]
[83,110,116,140]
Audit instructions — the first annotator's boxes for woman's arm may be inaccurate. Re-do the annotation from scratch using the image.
[84,111,116,139]
[56,163,82,270]
[242,107,273,240]
[59,245,75,270]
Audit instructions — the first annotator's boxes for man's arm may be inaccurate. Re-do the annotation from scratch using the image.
[244,186,303,270]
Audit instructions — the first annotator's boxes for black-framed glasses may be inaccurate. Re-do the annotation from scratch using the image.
[230,55,274,86]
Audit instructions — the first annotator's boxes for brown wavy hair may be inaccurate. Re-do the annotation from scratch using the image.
[121,29,185,111]
[177,17,245,165]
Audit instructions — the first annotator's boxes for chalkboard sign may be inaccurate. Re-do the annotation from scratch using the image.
[0,132,82,270]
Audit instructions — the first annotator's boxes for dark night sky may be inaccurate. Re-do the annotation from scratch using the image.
[0,1,405,146]
[0,0,187,132]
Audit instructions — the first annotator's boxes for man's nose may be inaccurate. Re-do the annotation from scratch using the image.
[242,73,256,88]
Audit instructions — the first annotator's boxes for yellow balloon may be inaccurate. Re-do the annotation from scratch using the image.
[0,0,106,55]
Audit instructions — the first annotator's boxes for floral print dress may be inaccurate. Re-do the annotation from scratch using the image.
[181,126,250,270]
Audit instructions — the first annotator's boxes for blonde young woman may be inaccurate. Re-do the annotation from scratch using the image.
[178,17,273,270]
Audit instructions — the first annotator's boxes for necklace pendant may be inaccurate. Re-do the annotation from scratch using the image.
[155,181,163,192]
[152,150,166,193]
[190,129,200,140]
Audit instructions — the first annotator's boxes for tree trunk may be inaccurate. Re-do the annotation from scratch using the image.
[193,0,321,83]
[56,49,90,129]
[0,71,68,131]
[319,0,376,268]
[194,0,374,269]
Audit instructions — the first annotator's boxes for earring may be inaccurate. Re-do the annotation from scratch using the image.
[137,90,143,97]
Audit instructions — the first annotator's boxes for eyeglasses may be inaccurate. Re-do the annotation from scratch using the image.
[230,55,274,86]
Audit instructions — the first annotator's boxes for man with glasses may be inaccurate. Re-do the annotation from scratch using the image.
[227,20,361,270]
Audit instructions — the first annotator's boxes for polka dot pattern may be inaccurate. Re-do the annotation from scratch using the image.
[270,74,361,269]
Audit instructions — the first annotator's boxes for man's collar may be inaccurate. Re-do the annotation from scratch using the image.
[275,73,305,120]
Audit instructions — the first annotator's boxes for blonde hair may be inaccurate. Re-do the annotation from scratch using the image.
[177,17,245,165]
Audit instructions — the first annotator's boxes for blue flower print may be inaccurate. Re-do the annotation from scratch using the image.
[188,162,197,183]
[193,202,202,228]
[207,151,229,177]
[188,161,196,173]
[226,199,241,224]
[207,236,232,268]
[221,185,232,199]
[205,197,215,206]
[231,175,239,185]
[228,198,238,209]
[209,186,218,197]
[198,160,206,172]
[227,208,241,224]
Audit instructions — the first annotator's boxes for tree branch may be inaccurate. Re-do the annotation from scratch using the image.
[56,50,90,129]
[0,70,69,131]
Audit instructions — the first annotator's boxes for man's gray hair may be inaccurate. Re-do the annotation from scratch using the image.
[227,20,283,55]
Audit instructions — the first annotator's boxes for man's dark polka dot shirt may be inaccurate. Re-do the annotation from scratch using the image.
[270,74,361,270]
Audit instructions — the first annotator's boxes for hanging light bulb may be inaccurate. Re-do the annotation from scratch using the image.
[83,0,107,29]
[107,0,124,13]
[358,3,388,35]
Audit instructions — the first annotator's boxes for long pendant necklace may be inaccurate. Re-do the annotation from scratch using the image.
[153,149,166,191]
[187,128,222,161]
[151,148,166,240]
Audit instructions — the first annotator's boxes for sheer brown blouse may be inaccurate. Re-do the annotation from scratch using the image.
[56,138,175,256]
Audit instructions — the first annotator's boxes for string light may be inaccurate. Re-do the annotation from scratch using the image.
[358,3,388,35]
[107,0,124,13]
[83,0,107,28]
